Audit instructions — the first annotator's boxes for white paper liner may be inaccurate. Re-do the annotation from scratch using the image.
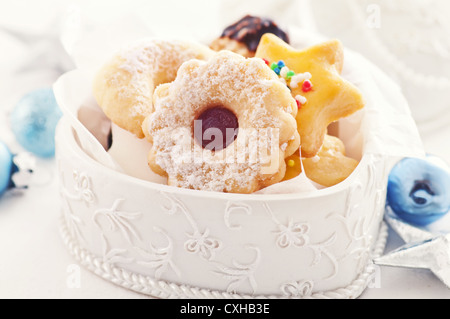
[109,123,167,185]
[53,18,425,195]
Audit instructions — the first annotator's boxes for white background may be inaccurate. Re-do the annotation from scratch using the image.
[0,0,449,299]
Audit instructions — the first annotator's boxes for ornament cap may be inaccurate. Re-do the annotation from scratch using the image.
[10,152,35,190]
[0,141,35,197]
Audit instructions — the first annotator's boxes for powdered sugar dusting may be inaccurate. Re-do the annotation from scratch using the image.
[117,39,213,117]
[146,51,299,193]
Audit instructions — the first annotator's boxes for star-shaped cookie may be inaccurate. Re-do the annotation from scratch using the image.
[255,34,365,158]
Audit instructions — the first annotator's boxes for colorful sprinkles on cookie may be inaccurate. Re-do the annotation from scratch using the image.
[263,58,313,107]
[287,159,296,168]
[295,95,307,108]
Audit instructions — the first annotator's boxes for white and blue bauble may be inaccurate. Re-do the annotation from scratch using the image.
[10,88,62,158]
[387,155,450,227]
[0,141,15,196]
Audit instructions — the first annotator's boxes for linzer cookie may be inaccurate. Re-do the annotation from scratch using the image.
[210,15,289,57]
[142,51,300,194]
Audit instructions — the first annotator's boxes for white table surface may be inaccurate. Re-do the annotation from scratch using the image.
[1,0,450,299]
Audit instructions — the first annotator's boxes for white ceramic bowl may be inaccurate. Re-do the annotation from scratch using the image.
[56,116,389,298]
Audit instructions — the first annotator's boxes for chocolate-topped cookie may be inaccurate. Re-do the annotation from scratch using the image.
[210,15,289,57]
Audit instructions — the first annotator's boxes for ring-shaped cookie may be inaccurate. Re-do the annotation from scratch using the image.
[283,134,359,187]
[142,51,300,193]
[93,39,214,138]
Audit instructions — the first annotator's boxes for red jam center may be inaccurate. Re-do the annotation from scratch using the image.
[194,106,239,151]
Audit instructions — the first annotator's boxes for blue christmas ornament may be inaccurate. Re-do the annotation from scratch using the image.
[0,141,16,196]
[387,155,450,227]
[10,88,62,158]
